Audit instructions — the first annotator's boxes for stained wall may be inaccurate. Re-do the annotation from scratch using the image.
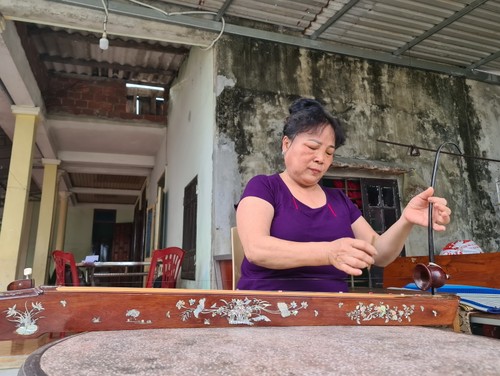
[213,36,500,256]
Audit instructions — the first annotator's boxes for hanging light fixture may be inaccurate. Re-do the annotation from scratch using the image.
[99,30,109,50]
[99,0,109,50]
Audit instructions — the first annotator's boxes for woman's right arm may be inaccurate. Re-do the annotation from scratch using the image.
[236,196,331,269]
[236,196,375,273]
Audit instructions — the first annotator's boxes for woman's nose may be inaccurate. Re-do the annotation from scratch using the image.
[314,152,324,164]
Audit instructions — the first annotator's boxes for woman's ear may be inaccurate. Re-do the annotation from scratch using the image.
[282,136,291,154]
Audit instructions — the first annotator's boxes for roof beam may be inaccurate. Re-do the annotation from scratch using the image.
[393,0,489,56]
[62,165,150,176]
[216,0,234,22]
[467,50,500,71]
[70,187,141,196]
[0,0,214,47]
[58,151,155,168]
[310,0,360,40]
[0,19,44,107]
[28,26,190,54]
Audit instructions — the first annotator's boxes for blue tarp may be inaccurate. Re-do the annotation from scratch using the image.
[403,283,500,314]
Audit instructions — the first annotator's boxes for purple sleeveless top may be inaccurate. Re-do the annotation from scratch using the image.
[237,174,362,292]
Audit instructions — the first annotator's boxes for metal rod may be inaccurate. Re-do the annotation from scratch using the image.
[428,142,463,294]
[377,139,500,163]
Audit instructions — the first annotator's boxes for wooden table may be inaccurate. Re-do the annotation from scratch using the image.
[77,262,150,286]
[18,326,500,376]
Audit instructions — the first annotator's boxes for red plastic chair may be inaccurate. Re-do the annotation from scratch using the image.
[52,250,80,286]
[51,250,81,338]
[146,247,185,288]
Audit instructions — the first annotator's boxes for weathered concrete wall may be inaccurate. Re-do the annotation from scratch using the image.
[214,36,500,256]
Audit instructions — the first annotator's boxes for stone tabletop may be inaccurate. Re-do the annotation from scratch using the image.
[19,326,500,376]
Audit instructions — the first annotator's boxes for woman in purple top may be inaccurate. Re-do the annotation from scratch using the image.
[236,98,452,292]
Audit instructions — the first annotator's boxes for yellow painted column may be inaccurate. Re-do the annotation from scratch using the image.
[16,201,35,278]
[0,106,39,290]
[32,159,61,285]
[54,190,71,251]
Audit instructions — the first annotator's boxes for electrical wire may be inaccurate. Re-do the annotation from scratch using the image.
[101,0,109,29]
[126,0,225,50]
[101,0,109,16]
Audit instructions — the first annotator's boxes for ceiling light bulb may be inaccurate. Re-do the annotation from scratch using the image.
[99,32,109,50]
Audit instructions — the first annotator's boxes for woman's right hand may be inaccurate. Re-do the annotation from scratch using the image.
[326,238,377,276]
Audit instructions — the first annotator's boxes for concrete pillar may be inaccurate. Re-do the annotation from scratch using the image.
[16,201,35,278]
[32,159,61,285]
[0,106,39,290]
[54,190,71,251]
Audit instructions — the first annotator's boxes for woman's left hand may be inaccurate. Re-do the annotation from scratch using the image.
[402,187,451,231]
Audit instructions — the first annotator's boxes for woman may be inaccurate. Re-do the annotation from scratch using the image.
[236,98,451,292]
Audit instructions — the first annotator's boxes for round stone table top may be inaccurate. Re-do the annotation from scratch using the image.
[19,326,500,376]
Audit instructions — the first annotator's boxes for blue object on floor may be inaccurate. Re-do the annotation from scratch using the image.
[403,283,500,314]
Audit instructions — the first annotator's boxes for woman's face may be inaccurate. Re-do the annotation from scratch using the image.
[282,124,336,187]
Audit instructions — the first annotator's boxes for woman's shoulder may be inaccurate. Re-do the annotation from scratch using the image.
[241,173,282,201]
[247,173,280,186]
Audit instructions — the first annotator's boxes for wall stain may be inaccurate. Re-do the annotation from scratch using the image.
[215,36,499,252]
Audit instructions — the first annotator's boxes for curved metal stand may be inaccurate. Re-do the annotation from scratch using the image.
[414,141,463,294]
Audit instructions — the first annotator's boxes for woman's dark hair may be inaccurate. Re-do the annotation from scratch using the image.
[283,98,346,148]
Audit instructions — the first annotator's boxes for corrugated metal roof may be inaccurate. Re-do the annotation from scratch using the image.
[28,23,190,85]
[149,0,500,77]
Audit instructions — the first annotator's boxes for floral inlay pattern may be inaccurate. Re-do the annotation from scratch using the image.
[4,302,45,335]
[347,302,415,324]
[176,297,309,326]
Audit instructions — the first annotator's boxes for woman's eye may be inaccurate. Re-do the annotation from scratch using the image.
[305,143,334,155]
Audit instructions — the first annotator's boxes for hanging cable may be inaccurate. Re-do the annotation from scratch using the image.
[127,0,225,50]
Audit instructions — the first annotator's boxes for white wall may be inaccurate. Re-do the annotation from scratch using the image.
[166,46,215,289]
[147,130,168,204]
[64,205,134,263]
[145,128,168,252]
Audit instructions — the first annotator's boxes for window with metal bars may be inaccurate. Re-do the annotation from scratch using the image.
[321,177,404,288]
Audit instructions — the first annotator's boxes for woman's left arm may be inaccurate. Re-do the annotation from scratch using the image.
[352,187,451,267]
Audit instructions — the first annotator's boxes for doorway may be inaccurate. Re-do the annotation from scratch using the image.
[91,209,116,262]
